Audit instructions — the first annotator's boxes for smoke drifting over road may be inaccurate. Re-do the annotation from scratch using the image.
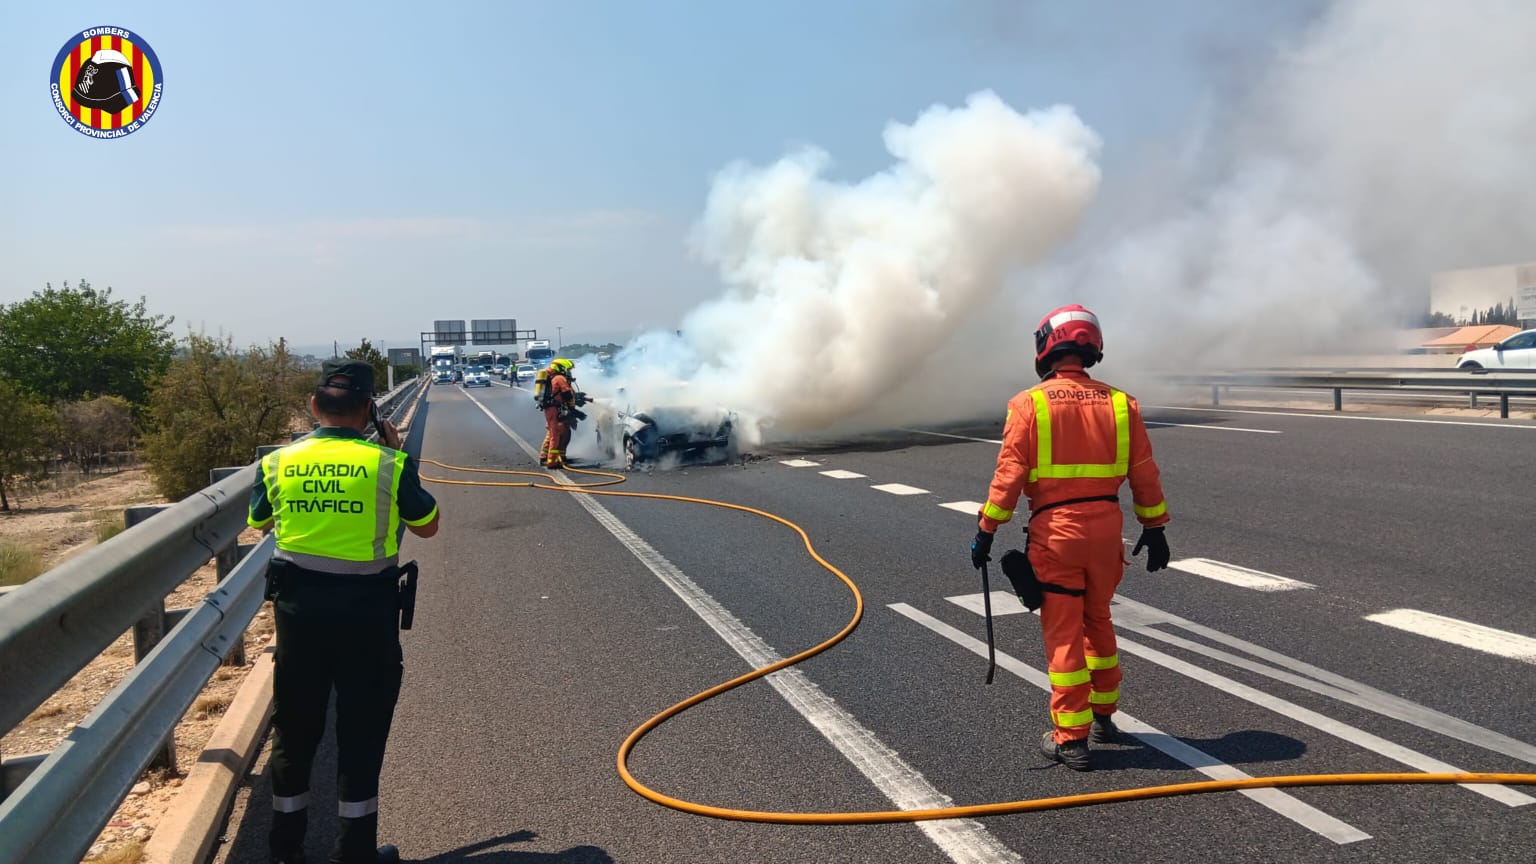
[591,0,1536,442]
[595,91,1101,435]
[1066,0,1536,377]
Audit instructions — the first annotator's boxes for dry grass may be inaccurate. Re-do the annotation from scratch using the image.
[95,511,125,543]
[26,703,66,721]
[193,694,231,716]
[0,539,44,587]
[94,840,143,863]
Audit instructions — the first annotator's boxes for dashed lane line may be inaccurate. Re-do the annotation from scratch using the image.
[1365,609,1536,665]
[780,459,821,468]
[891,603,1371,844]
[819,469,867,479]
[871,483,929,496]
[938,501,984,514]
[1168,558,1316,591]
[459,389,1025,864]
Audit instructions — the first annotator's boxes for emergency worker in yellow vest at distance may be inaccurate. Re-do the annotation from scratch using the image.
[248,359,440,864]
[969,305,1170,773]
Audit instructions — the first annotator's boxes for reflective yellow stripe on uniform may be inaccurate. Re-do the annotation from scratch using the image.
[1054,708,1094,727]
[1089,688,1121,704]
[1134,500,1167,519]
[982,501,1013,522]
[1027,388,1131,482]
[1085,653,1119,670]
[1048,667,1091,687]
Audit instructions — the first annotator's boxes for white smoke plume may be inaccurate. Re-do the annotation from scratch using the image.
[592,91,1101,435]
[1060,0,1536,382]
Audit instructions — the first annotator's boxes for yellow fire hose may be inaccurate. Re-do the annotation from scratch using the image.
[419,457,1536,824]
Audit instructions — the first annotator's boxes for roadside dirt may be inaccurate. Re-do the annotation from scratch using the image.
[0,467,275,862]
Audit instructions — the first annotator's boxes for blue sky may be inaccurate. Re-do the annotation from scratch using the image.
[0,2,1319,354]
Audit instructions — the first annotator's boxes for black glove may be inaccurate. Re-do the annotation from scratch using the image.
[1132,527,1170,572]
[970,530,994,570]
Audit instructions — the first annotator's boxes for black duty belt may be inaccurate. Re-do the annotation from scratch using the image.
[1028,495,1120,522]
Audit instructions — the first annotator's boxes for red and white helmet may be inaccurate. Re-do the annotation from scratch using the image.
[1034,304,1104,378]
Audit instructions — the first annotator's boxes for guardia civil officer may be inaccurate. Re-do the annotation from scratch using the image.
[248,359,440,864]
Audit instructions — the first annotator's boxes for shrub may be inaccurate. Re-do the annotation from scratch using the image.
[0,539,45,587]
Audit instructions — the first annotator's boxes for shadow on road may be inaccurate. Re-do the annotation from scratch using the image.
[1089,729,1308,772]
[412,831,613,863]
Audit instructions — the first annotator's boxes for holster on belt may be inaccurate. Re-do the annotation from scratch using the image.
[999,534,1085,613]
[263,559,295,601]
[395,560,420,630]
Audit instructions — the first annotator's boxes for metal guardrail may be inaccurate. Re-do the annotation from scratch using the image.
[1168,369,1536,418]
[0,376,422,863]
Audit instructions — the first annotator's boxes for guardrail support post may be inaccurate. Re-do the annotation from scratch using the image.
[210,467,249,667]
[124,505,178,773]
[1469,392,1478,408]
[1211,384,1220,406]
[1500,394,1510,418]
[1333,388,1342,411]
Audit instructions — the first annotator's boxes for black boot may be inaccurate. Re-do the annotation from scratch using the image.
[1040,730,1092,771]
[375,846,400,864]
[1088,712,1122,745]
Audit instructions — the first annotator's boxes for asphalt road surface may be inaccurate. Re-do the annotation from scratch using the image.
[218,378,1536,864]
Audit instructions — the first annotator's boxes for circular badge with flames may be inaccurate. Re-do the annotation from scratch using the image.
[49,27,163,139]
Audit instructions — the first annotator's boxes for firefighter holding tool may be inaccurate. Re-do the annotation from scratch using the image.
[969,304,1171,772]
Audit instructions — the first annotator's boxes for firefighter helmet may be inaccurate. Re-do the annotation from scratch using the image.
[1033,304,1103,378]
[550,358,574,375]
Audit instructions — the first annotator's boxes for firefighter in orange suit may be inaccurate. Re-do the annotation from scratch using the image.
[969,304,1171,772]
[541,358,577,468]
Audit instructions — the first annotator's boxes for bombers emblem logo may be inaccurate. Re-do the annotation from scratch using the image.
[49,27,163,139]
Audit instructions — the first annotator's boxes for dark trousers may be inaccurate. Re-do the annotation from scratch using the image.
[268,568,403,863]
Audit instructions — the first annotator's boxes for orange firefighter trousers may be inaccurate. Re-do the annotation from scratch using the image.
[542,406,570,466]
[1030,501,1124,744]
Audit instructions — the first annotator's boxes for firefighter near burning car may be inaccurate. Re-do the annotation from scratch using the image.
[968,304,1171,773]
[535,358,588,468]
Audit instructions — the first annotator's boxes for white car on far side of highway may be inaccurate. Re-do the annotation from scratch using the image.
[1456,329,1536,370]
[461,365,491,387]
[515,364,536,382]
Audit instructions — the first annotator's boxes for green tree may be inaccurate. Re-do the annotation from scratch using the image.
[140,335,314,500]
[0,280,175,406]
[343,338,389,394]
[1422,311,1456,327]
[0,379,56,511]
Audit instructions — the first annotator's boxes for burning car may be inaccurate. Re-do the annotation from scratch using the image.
[591,397,738,469]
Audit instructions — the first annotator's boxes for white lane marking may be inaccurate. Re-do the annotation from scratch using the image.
[890,604,1370,844]
[460,391,1023,864]
[946,591,1029,617]
[1107,595,1536,766]
[820,469,867,479]
[901,429,1003,445]
[943,589,1536,803]
[1365,609,1536,664]
[1149,405,1536,430]
[871,483,929,496]
[780,459,821,467]
[938,501,984,515]
[1145,421,1281,434]
[1110,632,1532,806]
[1169,558,1316,591]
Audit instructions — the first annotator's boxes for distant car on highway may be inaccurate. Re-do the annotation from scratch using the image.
[515,364,536,382]
[491,363,508,378]
[1457,329,1536,370]
[433,369,453,385]
[462,365,491,387]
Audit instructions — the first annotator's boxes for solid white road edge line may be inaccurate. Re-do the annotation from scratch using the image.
[1169,558,1316,591]
[460,390,1024,864]
[899,429,1004,445]
[1144,421,1281,434]
[889,603,1370,844]
[1148,405,1536,429]
[1365,609,1536,665]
